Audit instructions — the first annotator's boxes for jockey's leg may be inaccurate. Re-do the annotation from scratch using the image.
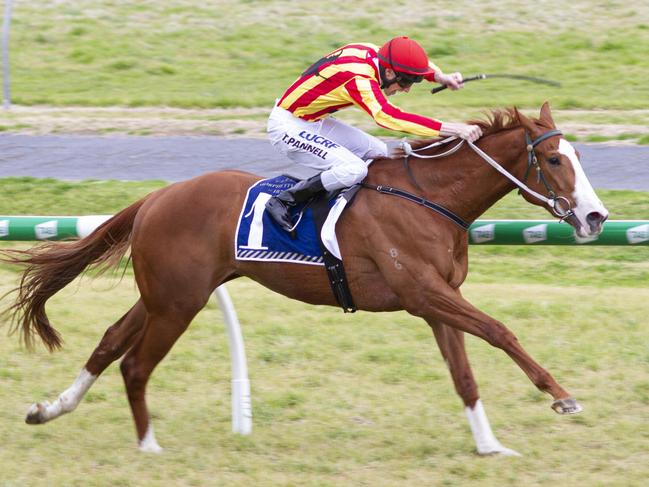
[319,116,388,161]
[265,113,383,232]
[265,173,326,232]
[313,116,388,191]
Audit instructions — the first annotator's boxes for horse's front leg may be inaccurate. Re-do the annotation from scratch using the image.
[391,266,580,414]
[429,320,520,456]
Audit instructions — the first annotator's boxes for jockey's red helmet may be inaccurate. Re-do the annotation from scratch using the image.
[377,36,435,77]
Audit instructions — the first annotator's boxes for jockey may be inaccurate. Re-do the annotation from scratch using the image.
[266,36,483,232]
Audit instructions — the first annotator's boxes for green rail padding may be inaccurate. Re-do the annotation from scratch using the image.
[468,220,649,245]
[0,216,647,245]
[0,215,111,241]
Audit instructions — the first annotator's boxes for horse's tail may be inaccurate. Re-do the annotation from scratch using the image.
[1,197,149,351]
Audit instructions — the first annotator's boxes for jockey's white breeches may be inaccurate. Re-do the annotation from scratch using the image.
[267,105,388,191]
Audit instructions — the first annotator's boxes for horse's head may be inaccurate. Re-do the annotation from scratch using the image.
[516,102,608,238]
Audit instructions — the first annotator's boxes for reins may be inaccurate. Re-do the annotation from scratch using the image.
[466,129,574,221]
[362,136,471,230]
[361,182,471,230]
[400,137,465,191]
[387,128,575,225]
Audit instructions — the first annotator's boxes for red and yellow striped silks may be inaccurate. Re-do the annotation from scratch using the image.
[277,43,443,137]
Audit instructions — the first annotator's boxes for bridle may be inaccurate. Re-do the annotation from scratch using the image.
[472,129,575,221]
[400,128,576,222]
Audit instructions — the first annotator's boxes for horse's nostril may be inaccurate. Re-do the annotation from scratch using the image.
[587,212,606,227]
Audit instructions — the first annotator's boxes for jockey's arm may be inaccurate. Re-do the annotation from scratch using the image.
[342,77,481,141]
[342,77,442,137]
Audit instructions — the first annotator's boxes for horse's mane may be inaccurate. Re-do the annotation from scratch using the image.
[467,107,522,137]
[401,107,531,153]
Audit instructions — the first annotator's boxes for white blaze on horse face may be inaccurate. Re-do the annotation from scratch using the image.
[558,139,608,236]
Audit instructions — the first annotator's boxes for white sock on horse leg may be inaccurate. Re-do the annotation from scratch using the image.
[28,368,96,422]
[465,400,521,456]
[139,424,163,453]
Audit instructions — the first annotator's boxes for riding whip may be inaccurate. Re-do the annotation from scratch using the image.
[431,73,561,94]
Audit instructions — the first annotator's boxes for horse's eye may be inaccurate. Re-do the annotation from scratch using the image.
[548,156,561,166]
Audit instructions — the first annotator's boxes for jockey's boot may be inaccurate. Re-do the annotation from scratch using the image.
[265,174,325,232]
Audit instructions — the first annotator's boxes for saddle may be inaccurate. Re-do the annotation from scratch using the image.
[236,175,359,312]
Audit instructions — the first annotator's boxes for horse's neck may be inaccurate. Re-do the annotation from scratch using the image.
[369,128,526,223]
[442,129,527,222]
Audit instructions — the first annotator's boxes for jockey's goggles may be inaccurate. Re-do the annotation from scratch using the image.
[395,71,424,88]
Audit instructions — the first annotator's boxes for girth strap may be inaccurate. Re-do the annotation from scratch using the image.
[310,188,358,313]
[362,183,470,231]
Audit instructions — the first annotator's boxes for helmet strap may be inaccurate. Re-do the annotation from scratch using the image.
[379,65,390,89]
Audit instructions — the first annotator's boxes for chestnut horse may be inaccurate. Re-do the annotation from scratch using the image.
[2,103,608,456]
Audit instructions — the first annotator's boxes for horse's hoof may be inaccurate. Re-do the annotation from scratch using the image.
[139,445,164,454]
[139,442,164,454]
[25,402,48,424]
[551,397,583,415]
[477,444,522,457]
[138,426,164,453]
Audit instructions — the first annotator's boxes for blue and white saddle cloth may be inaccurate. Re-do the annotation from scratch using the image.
[235,175,348,265]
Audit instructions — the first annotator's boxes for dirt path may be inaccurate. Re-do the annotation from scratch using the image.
[2,106,649,142]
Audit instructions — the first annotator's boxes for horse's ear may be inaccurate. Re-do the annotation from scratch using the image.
[539,101,555,128]
[515,107,537,134]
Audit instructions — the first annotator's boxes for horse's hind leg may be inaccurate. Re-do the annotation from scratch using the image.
[25,300,146,425]
[429,321,520,456]
[119,294,210,453]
